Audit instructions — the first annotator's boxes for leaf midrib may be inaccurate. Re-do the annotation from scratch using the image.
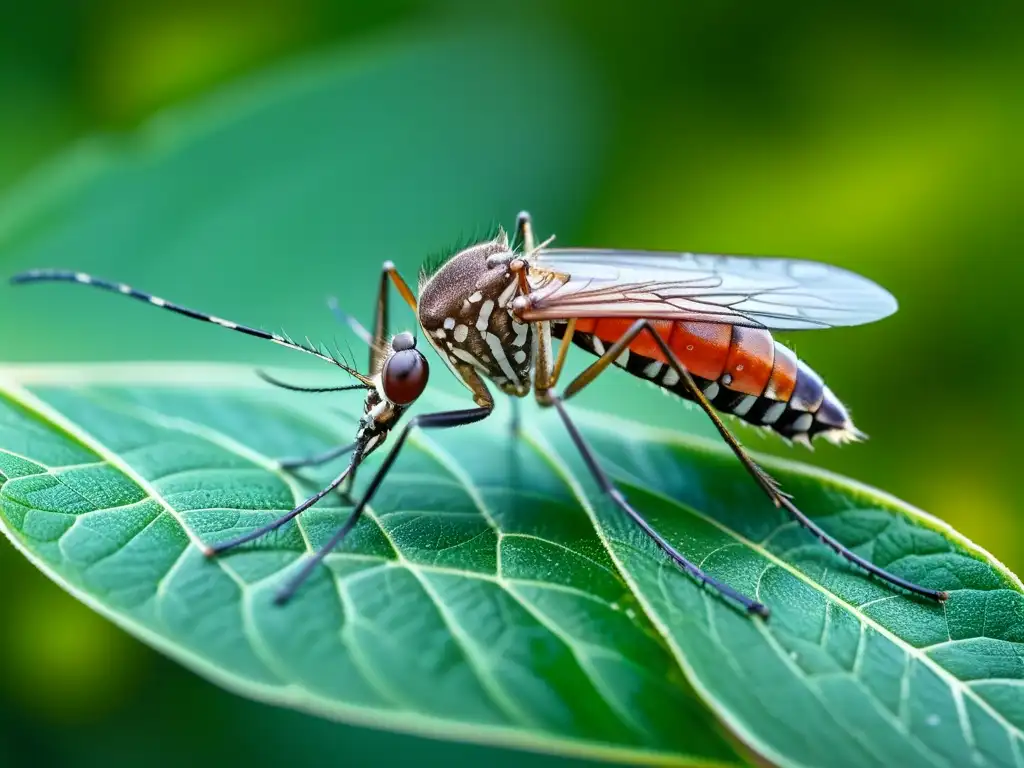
[0,377,736,767]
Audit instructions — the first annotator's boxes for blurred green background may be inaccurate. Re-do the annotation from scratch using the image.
[1,1,1022,765]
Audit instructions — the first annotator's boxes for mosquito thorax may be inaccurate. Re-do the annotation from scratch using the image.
[418,235,533,399]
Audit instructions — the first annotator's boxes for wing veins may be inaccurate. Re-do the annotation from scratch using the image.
[530,249,896,331]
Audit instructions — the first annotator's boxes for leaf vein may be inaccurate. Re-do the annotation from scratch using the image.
[616,475,1024,745]
[506,582,657,742]
[405,566,537,729]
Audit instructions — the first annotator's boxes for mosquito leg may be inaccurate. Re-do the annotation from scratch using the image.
[383,261,418,312]
[202,453,362,556]
[360,261,420,370]
[326,259,418,371]
[274,406,493,605]
[319,464,358,507]
[327,267,386,371]
[328,297,374,347]
[548,396,768,616]
[559,321,786,504]
[515,210,536,254]
[368,263,392,372]
[534,320,768,615]
[511,211,564,394]
[547,318,577,391]
[509,397,521,437]
[254,374,361,473]
[552,318,948,604]
[277,441,357,471]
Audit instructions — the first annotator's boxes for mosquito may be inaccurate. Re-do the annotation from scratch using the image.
[11,212,949,617]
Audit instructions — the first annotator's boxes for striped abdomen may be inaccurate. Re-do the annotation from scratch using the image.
[554,318,862,445]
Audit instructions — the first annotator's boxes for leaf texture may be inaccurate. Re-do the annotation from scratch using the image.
[0,364,1020,768]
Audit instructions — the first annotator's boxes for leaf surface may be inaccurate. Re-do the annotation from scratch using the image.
[0,364,1020,768]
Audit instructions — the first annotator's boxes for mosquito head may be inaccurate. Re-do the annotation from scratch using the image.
[352,331,429,456]
[417,230,533,399]
[380,332,429,406]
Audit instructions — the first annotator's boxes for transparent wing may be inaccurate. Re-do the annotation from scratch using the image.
[522,248,898,330]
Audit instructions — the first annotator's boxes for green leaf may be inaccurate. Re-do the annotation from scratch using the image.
[0,363,1021,768]
[0,365,739,767]
[573,418,1024,768]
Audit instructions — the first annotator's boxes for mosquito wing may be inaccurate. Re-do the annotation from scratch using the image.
[520,248,898,331]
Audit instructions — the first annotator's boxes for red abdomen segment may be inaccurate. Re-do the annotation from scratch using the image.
[565,318,860,445]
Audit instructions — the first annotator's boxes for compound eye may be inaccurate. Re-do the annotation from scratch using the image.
[382,350,429,405]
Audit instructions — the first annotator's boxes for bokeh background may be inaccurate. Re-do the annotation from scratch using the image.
[1,1,1022,765]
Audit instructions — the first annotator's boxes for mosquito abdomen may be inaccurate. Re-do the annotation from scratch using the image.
[559,319,863,446]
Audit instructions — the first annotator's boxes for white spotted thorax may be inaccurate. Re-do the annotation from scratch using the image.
[418,231,533,403]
